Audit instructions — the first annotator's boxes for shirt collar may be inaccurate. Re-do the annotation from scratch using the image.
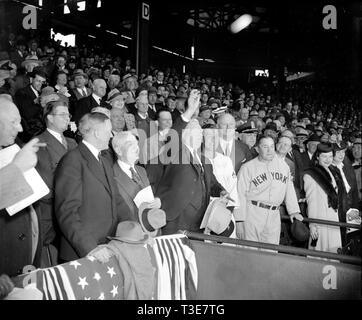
[82,140,101,161]
[30,85,39,97]
[47,128,63,143]
[138,112,148,120]
[92,93,101,104]
[117,159,135,177]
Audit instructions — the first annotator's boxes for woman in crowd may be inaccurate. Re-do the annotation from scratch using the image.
[303,143,346,253]
[107,88,136,131]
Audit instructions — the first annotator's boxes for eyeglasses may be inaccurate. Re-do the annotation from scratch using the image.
[52,113,72,119]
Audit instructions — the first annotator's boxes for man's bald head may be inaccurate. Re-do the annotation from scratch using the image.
[217,113,236,141]
[92,78,107,98]
[217,113,236,127]
[0,97,23,147]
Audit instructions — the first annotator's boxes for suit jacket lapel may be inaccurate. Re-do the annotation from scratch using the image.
[113,163,140,199]
[134,166,148,189]
[42,130,67,159]
[79,142,111,194]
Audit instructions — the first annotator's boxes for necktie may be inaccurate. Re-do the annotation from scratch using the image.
[61,135,68,150]
[130,167,143,188]
[83,88,87,97]
[193,150,204,173]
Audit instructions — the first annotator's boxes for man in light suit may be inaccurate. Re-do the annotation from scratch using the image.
[0,98,44,276]
[54,112,128,262]
[35,97,77,266]
[215,113,252,174]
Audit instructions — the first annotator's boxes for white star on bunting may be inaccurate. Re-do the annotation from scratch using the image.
[77,277,88,290]
[84,297,91,300]
[98,292,105,300]
[110,285,118,298]
[70,261,81,270]
[107,266,116,278]
[93,272,101,281]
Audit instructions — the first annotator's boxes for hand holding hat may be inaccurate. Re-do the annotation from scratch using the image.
[87,245,113,264]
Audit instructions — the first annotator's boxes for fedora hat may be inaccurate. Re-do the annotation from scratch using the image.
[200,199,234,237]
[91,106,111,118]
[40,86,59,108]
[72,69,87,79]
[107,88,123,103]
[290,220,310,242]
[21,55,42,68]
[107,221,150,244]
[138,202,166,237]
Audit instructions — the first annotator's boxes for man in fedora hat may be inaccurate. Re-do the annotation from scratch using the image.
[70,69,90,101]
[299,133,320,170]
[14,67,47,142]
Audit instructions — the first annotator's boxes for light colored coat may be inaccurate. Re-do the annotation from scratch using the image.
[304,174,342,253]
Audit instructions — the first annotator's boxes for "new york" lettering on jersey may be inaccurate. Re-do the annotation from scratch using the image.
[251,172,288,187]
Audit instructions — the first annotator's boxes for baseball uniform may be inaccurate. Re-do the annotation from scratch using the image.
[234,155,300,244]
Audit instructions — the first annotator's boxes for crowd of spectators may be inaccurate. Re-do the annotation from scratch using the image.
[0,30,361,299]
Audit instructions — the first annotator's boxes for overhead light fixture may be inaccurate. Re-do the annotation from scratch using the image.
[106,30,118,35]
[120,35,132,40]
[230,14,253,33]
[116,43,128,48]
[88,34,96,38]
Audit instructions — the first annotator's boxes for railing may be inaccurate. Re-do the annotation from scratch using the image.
[181,230,362,266]
[280,215,361,229]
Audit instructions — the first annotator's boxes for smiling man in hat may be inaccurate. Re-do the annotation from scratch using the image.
[300,133,320,170]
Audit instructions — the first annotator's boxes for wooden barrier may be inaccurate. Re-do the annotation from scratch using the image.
[190,239,361,300]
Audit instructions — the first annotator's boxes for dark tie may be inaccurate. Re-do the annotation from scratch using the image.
[83,88,87,97]
[130,167,143,188]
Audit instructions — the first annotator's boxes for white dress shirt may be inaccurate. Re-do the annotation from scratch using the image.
[335,162,351,194]
[30,85,39,98]
[47,128,63,145]
[92,93,102,105]
[82,140,100,161]
[77,87,88,97]
[219,138,233,157]
[117,160,135,179]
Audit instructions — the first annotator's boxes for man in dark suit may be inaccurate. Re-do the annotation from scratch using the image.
[73,78,108,124]
[54,112,128,262]
[35,97,77,266]
[299,133,320,171]
[216,113,252,174]
[332,142,360,211]
[0,98,44,276]
[14,68,47,142]
[155,90,226,235]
